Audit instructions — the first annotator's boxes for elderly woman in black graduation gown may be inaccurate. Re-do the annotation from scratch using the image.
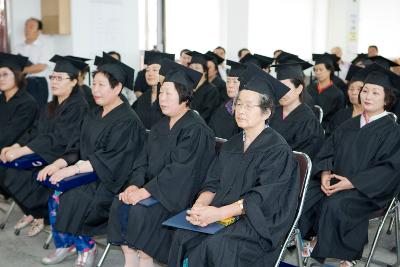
[208,60,244,139]
[269,53,324,159]
[307,53,345,128]
[326,64,366,135]
[132,51,175,129]
[37,54,145,266]
[0,53,38,197]
[187,51,220,123]
[107,60,216,267]
[205,51,227,102]
[0,55,88,236]
[168,64,300,267]
[298,63,400,267]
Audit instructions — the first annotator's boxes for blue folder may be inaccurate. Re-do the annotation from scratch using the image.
[0,154,46,169]
[39,172,99,192]
[162,210,225,235]
[138,197,159,207]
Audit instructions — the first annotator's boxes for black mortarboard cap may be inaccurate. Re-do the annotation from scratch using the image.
[161,59,202,89]
[351,53,369,66]
[271,54,313,81]
[50,55,88,76]
[253,54,274,69]
[226,60,246,77]
[95,52,135,90]
[144,51,175,66]
[368,56,399,70]
[65,55,91,63]
[205,51,224,66]
[188,51,208,66]
[239,53,273,69]
[275,51,299,64]
[239,63,290,101]
[363,63,400,91]
[312,53,340,71]
[345,64,366,82]
[0,52,29,72]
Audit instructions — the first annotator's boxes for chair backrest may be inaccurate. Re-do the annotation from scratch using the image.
[313,105,324,124]
[274,151,312,267]
[215,137,227,154]
[387,112,398,123]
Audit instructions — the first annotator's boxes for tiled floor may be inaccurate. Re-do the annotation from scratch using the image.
[0,199,398,267]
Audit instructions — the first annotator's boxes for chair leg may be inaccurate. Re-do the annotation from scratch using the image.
[393,202,400,266]
[365,198,396,267]
[387,217,394,235]
[43,232,53,249]
[295,228,305,267]
[96,243,111,267]
[0,200,16,229]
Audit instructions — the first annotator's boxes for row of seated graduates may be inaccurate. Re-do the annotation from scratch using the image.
[0,49,300,267]
[2,48,400,266]
[129,49,400,266]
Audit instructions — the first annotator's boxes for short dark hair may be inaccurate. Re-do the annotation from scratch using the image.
[27,17,43,30]
[92,70,121,89]
[180,49,190,56]
[322,63,335,80]
[174,82,192,106]
[368,45,378,51]
[238,48,250,58]
[107,51,121,61]
[259,92,275,120]
[214,46,226,54]
[289,78,305,102]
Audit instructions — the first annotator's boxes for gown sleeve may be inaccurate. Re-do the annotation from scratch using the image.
[143,126,215,213]
[243,145,300,248]
[88,120,146,194]
[0,101,38,147]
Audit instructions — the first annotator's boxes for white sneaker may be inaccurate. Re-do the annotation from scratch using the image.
[73,244,97,267]
[42,245,77,265]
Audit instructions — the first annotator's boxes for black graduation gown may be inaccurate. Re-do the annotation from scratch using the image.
[0,89,38,197]
[132,88,164,130]
[54,102,145,236]
[269,104,325,159]
[168,128,300,267]
[3,89,88,219]
[307,82,345,129]
[134,69,151,94]
[80,84,97,109]
[208,102,240,139]
[191,81,220,123]
[298,115,400,261]
[107,110,216,263]
[325,107,353,136]
[210,76,228,103]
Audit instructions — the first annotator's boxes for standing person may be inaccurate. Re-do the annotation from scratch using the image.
[13,18,52,112]
[213,46,227,81]
[179,49,191,67]
[367,45,379,57]
[331,46,351,82]
[237,48,250,61]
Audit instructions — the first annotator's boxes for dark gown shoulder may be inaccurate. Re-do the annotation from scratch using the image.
[132,88,163,129]
[208,102,239,139]
[191,81,220,123]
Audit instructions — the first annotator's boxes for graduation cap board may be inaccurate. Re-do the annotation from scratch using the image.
[226,60,247,78]
[144,51,175,66]
[188,51,208,66]
[312,53,340,71]
[0,154,46,169]
[345,64,367,82]
[368,56,399,69]
[239,63,290,102]
[205,51,224,66]
[95,52,135,90]
[363,63,400,92]
[50,55,89,76]
[160,59,202,89]
[270,54,313,81]
[0,52,30,72]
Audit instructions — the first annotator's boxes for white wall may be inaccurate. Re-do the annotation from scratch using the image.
[8,0,140,71]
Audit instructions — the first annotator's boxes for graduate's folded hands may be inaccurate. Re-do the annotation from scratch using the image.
[186,205,222,227]
[1,145,25,163]
[119,185,139,203]
[324,174,354,196]
[124,187,150,205]
[48,166,77,184]
[37,164,61,181]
